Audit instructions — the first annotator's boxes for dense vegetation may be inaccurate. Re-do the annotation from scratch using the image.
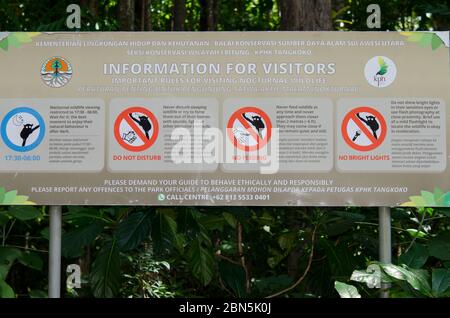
[0,0,449,298]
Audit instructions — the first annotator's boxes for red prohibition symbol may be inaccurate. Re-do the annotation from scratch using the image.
[341,106,387,152]
[114,106,159,152]
[227,106,272,152]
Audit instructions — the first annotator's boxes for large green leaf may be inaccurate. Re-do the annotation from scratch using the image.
[442,193,450,207]
[399,244,428,269]
[350,265,380,288]
[432,269,450,296]
[1,189,34,205]
[0,32,40,52]
[7,206,41,220]
[29,289,47,298]
[0,247,21,279]
[219,261,246,297]
[431,34,443,50]
[64,207,113,224]
[0,188,5,203]
[0,211,9,225]
[334,281,361,298]
[428,234,450,261]
[187,237,215,286]
[198,215,226,231]
[418,33,433,48]
[152,211,184,253]
[420,191,436,206]
[0,280,14,298]
[222,212,237,229]
[115,211,152,251]
[17,251,43,271]
[62,221,104,258]
[90,240,121,298]
[380,264,432,296]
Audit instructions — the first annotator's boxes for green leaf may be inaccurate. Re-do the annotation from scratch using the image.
[0,38,8,51]
[267,247,288,268]
[0,211,9,225]
[406,229,427,239]
[40,227,49,240]
[407,32,424,43]
[62,221,104,258]
[0,247,21,279]
[0,280,15,298]
[420,191,436,206]
[29,289,47,298]
[6,34,20,48]
[115,212,152,251]
[432,269,450,296]
[418,33,433,47]
[380,264,432,296]
[2,191,17,205]
[0,188,34,205]
[0,188,5,203]
[222,212,237,229]
[90,240,121,298]
[334,281,361,298]
[152,211,184,253]
[410,196,426,207]
[12,33,32,43]
[434,188,444,205]
[278,232,297,251]
[198,215,225,231]
[350,265,381,288]
[431,34,443,50]
[7,206,41,221]
[399,244,428,269]
[219,261,246,297]
[187,237,214,286]
[18,251,43,271]
[437,208,450,217]
[442,193,450,207]
[429,234,450,260]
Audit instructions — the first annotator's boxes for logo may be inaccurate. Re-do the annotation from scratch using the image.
[227,106,272,152]
[364,56,396,88]
[41,56,73,88]
[1,107,46,152]
[341,106,387,152]
[114,106,159,152]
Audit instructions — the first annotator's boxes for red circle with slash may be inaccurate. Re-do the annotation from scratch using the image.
[114,106,159,152]
[341,106,387,152]
[227,106,272,152]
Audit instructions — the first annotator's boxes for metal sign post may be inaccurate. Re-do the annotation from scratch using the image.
[378,206,392,298]
[48,205,62,298]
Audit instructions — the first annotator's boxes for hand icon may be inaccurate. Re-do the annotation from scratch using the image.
[122,131,137,144]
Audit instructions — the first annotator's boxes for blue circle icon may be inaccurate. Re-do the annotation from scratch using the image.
[1,107,45,152]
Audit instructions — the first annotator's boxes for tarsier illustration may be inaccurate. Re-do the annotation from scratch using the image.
[356,113,380,140]
[130,113,152,140]
[242,113,265,139]
[20,124,40,147]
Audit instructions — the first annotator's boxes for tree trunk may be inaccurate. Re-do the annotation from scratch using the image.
[146,0,152,31]
[89,0,99,18]
[200,0,217,31]
[136,0,152,31]
[118,0,135,31]
[173,0,186,31]
[279,0,332,31]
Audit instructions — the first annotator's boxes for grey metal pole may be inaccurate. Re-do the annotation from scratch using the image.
[49,205,62,298]
[378,206,392,298]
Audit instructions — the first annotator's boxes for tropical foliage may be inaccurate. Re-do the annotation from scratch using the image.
[0,0,449,298]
